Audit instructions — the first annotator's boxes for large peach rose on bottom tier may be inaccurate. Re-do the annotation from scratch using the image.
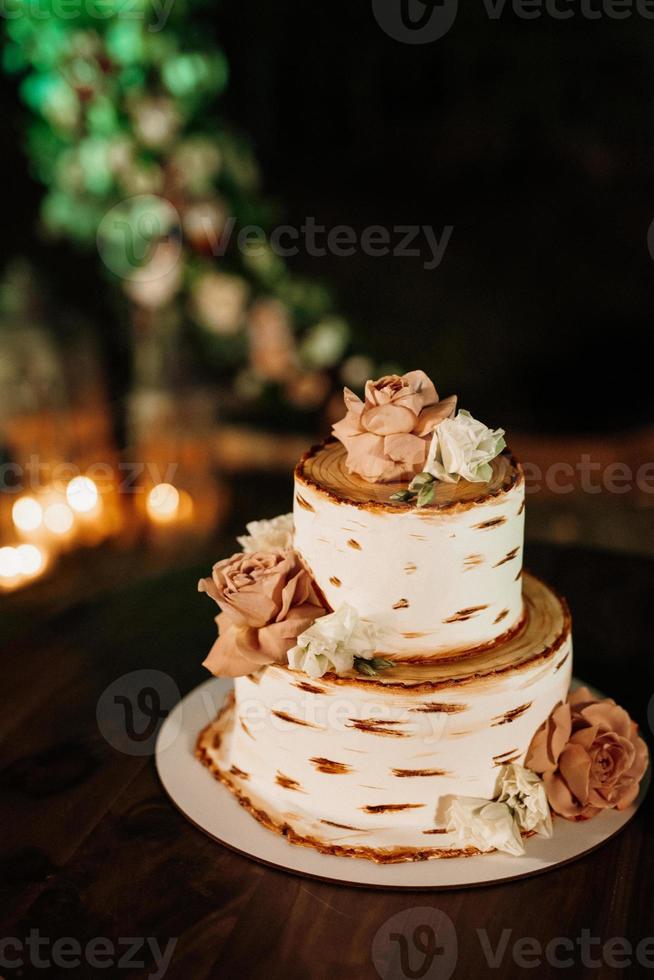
[525,687,649,820]
[332,370,457,483]
[198,549,326,677]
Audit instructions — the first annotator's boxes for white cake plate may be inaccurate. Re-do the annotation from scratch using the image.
[155,676,649,890]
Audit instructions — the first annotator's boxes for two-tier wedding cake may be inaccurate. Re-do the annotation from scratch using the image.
[196,371,648,863]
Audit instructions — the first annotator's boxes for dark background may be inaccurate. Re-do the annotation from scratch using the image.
[3,1,654,433]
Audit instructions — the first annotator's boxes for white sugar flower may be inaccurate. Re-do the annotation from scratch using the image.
[425,410,506,484]
[288,604,378,679]
[496,763,553,838]
[445,797,525,856]
[237,513,294,553]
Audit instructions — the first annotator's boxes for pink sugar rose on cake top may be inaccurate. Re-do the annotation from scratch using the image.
[526,687,649,821]
[332,370,457,483]
[198,549,326,677]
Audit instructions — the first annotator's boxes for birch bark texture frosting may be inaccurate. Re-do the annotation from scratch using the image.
[294,441,525,659]
[197,572,572,861]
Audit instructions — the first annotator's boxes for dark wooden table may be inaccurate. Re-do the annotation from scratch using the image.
[1,543,653,980]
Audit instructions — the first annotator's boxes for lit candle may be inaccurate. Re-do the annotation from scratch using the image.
[0,546,21,580]
[0,543,48,590]
[146,483,180,524]
[66,476,100,515]
[12,496,43,533]
[16,543,46,576]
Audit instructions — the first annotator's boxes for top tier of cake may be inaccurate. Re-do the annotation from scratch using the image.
[294,439,525,660]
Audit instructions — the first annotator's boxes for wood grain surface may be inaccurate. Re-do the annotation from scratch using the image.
[1,542,652,979]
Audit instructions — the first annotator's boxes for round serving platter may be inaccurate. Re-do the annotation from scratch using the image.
[155,676,648,890]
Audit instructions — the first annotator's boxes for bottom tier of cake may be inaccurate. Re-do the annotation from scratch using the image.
[196,572,572,863]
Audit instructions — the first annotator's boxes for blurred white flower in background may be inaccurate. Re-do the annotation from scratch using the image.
[247,298,296,380]
[130,96,180,149]
[300,317,349,369]
[171,138,222,195]
[182,199,229,252]
[123,241,182,308]
[190,272,248,335]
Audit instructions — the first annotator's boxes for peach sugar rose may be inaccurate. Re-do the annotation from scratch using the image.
[332,370,457,483]
[526,687,649,820]
[198,549,326,677]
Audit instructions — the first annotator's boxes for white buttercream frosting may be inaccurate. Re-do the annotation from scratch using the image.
[197,573,572,859]
[294,449,525,659]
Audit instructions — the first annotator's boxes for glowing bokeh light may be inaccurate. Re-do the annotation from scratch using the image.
[44,502,74,535]
[146,483,180,523]
[66,476,99,513]
[12,496,43,532]
[0,547,21,579]
[16,544,45,576]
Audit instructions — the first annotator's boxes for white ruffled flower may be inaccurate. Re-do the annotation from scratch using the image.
[496,763,553,838]
[237,513,294,553]
[425,410,506,484]
[288,604,377,679]
[445,797,525,856]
